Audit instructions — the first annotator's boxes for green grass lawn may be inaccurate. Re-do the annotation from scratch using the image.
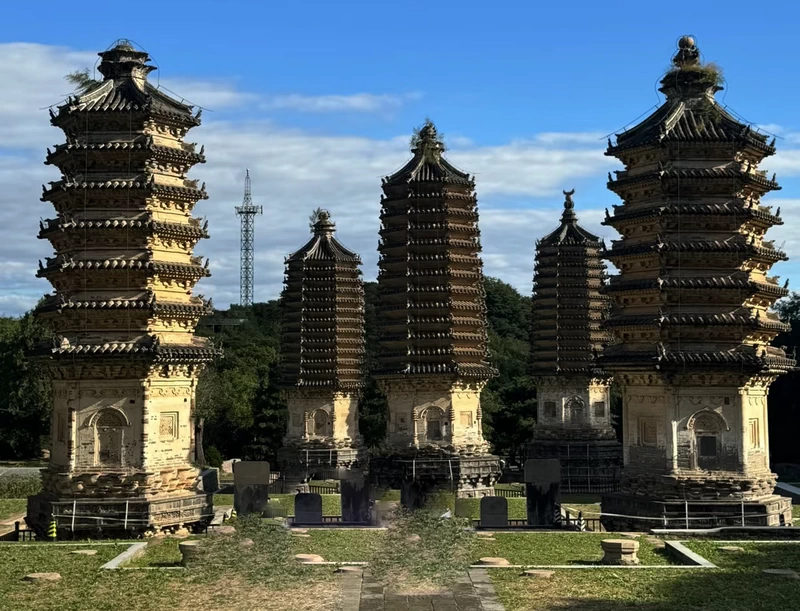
[490,564,799,611]
[0,543,181,611]
[476,532,669,565]
[492,540,800,611]
[213,493,342,517]
[685,541,800,571]
[0,532,342,611]
[0,500,26,522]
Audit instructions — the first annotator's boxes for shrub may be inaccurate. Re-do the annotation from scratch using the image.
[205,446,223,469]
[0,472,42,498]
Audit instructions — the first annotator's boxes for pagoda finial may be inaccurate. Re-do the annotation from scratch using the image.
[97,40,154,81]
[562,189,577,223]
[673,35,700,69]
[313,209,336,236]
[411,118,445,158]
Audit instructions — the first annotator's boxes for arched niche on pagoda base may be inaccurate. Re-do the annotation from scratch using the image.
[308,407,333,439]
[411,400,452,447]
[685,409,732,473]
[70,405,136,472]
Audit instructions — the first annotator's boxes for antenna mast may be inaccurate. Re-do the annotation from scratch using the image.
[235,169,262,306]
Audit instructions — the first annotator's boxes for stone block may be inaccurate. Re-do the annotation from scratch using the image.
[478,557,510,566]
[179,540,202,567]
[295,554,324,563]
[198,468,219,493]
[480,496,509,528]
[233,461,270,517]
[522,570,554,579]
[294,493,323,525]
[762,569,799,579]
[601,539,640,565]
[340,473,370,524]
[524,459,561,484]
[525,459,561,527]
[23,573,61,582]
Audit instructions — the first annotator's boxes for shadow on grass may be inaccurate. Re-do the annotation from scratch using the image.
[493,542,800,611]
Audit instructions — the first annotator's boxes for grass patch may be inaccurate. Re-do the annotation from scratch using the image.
[0,499,26,522]
[213,493,342,516]
[793,504,799,520]
[370,510,475,591]
[0,523,345,611]
[476,532,669,565]
[685,541,800,571]
[0,542,178,611]
[492,539,800,610]
[127,537,186,567]
[291,529,385,562]
[491,565,799,611]
[0,474,41,499]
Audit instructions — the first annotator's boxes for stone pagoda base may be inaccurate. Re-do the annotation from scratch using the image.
[26,492,213,539]
[527,438,623,494]
[370,449,501,507]
[600,493,793,531]
[277,445,363,493]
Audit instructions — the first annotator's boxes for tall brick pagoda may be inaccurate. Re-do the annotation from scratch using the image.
[600,36,794,529]
[528,190,622,492]
[27,41,215,537]
[371,120,500,502]
[278,210,365,486]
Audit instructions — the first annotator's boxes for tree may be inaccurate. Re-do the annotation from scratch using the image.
[65,68,100,93]
[0,312,52,459]
[768,292,800,464]
[481,278,535,456]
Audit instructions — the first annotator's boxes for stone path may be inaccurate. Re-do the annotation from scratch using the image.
[342,569,504,611]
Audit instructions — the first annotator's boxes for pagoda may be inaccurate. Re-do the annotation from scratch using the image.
[278,210,365,487]
[600,36,794,529]
[371,120,500,502]
[528,190,622,492]
[27,41,215,537]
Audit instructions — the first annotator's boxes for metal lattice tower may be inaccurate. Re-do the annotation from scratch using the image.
[235,169,262,306]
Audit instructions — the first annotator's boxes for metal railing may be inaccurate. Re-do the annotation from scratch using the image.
[0,522,36,541]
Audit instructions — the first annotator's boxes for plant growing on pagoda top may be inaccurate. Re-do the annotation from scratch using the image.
[64,68,101,93]
[410,118,446,152]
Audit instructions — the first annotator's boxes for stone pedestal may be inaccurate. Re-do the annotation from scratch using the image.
[369,450,501,504]
[601,539,639,565]
[26,492,213,539]
[527,439,622,494]
[601,493,793,531]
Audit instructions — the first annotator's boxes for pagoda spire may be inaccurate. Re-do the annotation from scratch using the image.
[658,35,723,99]
[97,39,155,81]
[561,189,577,223]
[312,209,336,237]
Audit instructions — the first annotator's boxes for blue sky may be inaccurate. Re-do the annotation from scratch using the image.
[2,1,800,313]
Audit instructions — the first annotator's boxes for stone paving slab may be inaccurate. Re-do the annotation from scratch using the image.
[355,570,503,610]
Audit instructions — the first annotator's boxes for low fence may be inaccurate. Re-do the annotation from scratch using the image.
[0,522,36,542]
[494,487,525,499]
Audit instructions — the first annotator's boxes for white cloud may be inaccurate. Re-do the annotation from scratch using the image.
[532,132,609,146]
[260,92,422,114]
[2,42,799,317]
